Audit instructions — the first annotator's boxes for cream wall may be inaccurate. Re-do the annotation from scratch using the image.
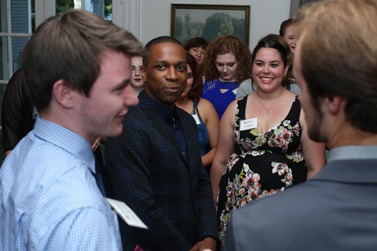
[139,0,291,50]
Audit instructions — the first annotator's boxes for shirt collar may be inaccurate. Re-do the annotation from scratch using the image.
[144,91,178,121]
[327,145,377,163]
[33,117,95,172]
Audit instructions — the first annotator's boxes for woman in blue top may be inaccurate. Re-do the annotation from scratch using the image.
[176,53,219,174]
[201,35,252,120]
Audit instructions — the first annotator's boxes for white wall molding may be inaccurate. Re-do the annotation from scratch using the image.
[35,0,55,28]
[113,0,140,39]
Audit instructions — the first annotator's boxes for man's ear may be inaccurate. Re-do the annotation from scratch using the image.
[141,66,147,82]
[52,79,75,108]
[324,95,343,115]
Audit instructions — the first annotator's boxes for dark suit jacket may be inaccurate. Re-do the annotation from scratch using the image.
[105,91,218,251]
[224,157,377,251]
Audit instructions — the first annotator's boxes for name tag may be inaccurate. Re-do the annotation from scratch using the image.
[240,118,257,131]
[192,114,201,125]
[232,88,239,95]
[106,198,148,229]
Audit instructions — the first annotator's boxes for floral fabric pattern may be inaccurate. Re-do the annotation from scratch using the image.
[217,96,307,249]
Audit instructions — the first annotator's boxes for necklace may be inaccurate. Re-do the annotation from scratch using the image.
[255,88,284,116]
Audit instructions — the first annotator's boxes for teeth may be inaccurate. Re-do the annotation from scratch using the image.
[261,78,272,81]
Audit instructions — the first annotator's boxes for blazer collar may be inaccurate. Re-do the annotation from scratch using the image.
[138,91,190,166]
[315,158,377,184]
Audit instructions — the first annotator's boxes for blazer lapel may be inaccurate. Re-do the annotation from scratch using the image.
[139,92,189,166]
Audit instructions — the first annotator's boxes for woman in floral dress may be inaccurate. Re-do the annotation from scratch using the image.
[211,35,326,249]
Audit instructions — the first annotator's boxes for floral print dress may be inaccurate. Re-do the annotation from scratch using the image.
[217,96,307,248]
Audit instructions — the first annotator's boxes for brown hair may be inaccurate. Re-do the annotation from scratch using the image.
[279,18,298,37]
[185,52,203,100]
[295,0,377,133]
[251,34,292,89]
[183,37,209,51]
[202,35,252,84]
[22,10,144,112]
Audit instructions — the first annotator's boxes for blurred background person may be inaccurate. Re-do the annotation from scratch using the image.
[2,69,36,157]
[176,52,219,174]
[279,18,300,93]
[184,37,209,65]
[130,56,145,95]
[224,0,377,249]
[211,35,326,248]
[201,35,252,119]
[279,18,298,54]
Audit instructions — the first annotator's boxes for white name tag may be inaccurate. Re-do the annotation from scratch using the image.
[106,198,148,229]
[232,88,239,95]
[240,118,258,131]
[192,114,201,125]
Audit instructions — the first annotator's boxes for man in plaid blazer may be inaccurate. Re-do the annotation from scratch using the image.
[105,36,218,251]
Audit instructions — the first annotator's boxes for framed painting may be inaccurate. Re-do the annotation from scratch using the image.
[171,4,250,45]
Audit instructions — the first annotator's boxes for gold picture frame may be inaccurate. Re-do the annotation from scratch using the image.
[171,4,250,45]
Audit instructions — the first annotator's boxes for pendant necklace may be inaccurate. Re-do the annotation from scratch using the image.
[256,89,284,116]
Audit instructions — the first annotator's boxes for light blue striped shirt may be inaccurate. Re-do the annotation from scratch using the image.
[0,117,121,250]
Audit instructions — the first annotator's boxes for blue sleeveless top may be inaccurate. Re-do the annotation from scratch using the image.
[201,78,238,120]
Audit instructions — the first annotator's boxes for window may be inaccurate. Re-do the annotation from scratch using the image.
[0,0,112,83]
[0,0,34,82]
[56,0,112,20]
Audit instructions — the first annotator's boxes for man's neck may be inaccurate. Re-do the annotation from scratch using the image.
[41,105,94,145]
[328,125,377,149]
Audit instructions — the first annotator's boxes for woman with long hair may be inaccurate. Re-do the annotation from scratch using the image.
[176,53,219,172]
[201,35,252,119]
[211,35,326,248]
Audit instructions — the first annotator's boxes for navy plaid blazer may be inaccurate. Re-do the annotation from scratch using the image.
[105,91,218,251]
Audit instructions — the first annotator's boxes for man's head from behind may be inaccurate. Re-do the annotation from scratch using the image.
[294,0,377,141]
[22,10,144,113]
[142,36,187,110]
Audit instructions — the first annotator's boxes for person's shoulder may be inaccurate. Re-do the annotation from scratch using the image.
[197,98,216,112]
[36,163,113,220]
[234,181,317,220]
[289,83,301,95]
[2,141,111,221]
[227,98,240,111]
[198,97,214,107]
[236,79,253,99]
[285,89,298,101]
[226,183,315,250]
[123,104,147,124]
[239,78,252,87]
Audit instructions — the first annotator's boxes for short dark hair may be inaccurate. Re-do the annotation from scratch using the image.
[295,0,377,133]
[251,34,290,87]
[143,36,183,67]
[183,37,209,51]
[186,52,203,100]
[22,10,144,112]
